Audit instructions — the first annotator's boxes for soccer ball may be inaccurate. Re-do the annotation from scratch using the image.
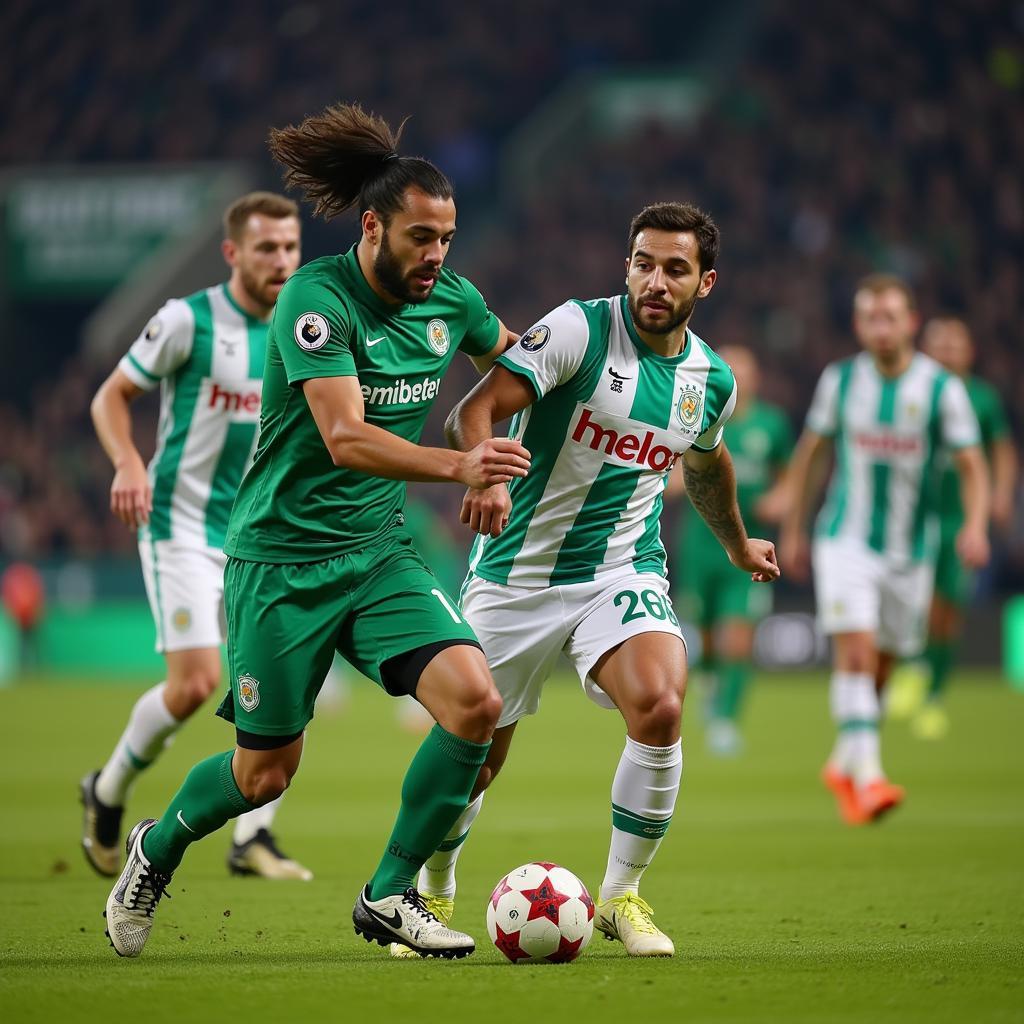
[486,862,594,963]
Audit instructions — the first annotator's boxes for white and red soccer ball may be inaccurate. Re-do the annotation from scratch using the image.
[486,862,595,963]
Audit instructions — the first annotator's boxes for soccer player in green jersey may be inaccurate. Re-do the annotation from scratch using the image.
[394,202,780,959]
[673,345,793,756]
[888,317,1018,738]
[84,192,312,881]
[102,104,530,960]
[780,277,990,825]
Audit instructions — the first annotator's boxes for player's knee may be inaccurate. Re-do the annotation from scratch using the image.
[167,668,220,716]
[450,678,502,737]
[630,684,682,736]
[237,764,293,806]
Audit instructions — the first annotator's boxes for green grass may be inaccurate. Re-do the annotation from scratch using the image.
[1,672,1022,1023]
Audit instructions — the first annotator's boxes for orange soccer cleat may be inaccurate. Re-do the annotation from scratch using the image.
[856,779,905,823]
[821,763,867,825]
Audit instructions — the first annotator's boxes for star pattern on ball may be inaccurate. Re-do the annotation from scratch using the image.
[520,876,571,924]
[490,876,514,910]
[492,923,532,963]
[546,933,585,963]
[579,888,595,921]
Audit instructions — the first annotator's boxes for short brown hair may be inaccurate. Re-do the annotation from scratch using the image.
[627,202,720,271]
[854,273,917,310]
[223,191,300,242]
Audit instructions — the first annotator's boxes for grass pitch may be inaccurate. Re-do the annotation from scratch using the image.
[1,671,1021,1024]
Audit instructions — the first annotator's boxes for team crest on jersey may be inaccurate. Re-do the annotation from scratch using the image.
[237,674,260,712]
[171,607,191,632]
[294,312,330,351]
[520,325,550,352]
[676,384,704,430]
[427,319,450,355]
[144,318,162,342]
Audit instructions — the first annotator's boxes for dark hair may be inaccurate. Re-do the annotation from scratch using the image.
[222,191,299,242]
[627,202,720,271]
[854,273,917,310]
[267,102,453,222]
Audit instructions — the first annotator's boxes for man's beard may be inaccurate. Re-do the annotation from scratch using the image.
[239,266,279,312]
[627,288,697,335]
[374,232,437,305]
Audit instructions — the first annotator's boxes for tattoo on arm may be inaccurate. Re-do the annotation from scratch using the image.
[683,451,747,554]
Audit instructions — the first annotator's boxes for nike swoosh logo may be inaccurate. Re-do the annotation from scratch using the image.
[366,336,386,347]
[368,905,403,930]
[176,810,196,833]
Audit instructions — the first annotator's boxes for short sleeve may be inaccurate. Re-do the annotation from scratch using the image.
[496,301,589,399]
[938,375,981,450]
[692,376,738,452]
[979,384,1011,445]
[118,298,194,391]
[805,364,841,437]
[458,277,501,357]
[274,276,356,385]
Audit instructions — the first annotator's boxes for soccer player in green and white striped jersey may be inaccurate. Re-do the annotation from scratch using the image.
[82,193,312,881]
[781,276,990,825]
[402,203,780,959]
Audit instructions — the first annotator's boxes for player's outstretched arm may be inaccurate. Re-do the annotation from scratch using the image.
[682,444,780,583]
[445,365,536,536]
[777,429,833,580]
[90,368,152,529]
[952,444,991,569]
[303,375,530,489]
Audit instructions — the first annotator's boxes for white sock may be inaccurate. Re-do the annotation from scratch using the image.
[95,682,180,806]
[827,671,883,785]
[417,793,484,898]
[233,793,284,845]
[600,737,682,902]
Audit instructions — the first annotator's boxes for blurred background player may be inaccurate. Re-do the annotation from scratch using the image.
[81,192,313,880]
[888,317,1018,738]
[780,275,990,825]
[671,344,792,756]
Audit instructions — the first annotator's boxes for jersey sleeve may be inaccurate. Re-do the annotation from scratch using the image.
[805,364,841,437]
[274,276,356,385]
[458,277,501,357]
[771,407,796,465]
[977,382,1011,446]
[496,301,589,399]
[692,375,738,452]
[117,298,194,391]
[938,375,981,450]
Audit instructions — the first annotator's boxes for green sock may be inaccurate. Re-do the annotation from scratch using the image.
[714,660,751,720]
[142,750,255,873]
[925,641,955,701]
[369,724,490,899]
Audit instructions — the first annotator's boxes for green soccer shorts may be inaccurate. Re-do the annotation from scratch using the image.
[217,529,479,739]
[676,546,772,629]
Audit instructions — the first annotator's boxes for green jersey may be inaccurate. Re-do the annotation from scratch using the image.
[469,295,737,587]
[937,375,1010,524]
[224,246,499,563]
[118,284,267,550]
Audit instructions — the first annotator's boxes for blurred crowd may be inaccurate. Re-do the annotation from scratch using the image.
[1,0,1021,583]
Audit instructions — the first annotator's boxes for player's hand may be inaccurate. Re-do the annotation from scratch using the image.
[956,523,990,570]
[458,439,530,490]
[727,538,781,583]
[778,530,810,582]
[460,484,512,537]
[110,457,152,528]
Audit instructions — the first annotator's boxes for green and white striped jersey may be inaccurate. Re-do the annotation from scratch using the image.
[469,295,736,587]
[807,351,980,562]
[118,284,267,549]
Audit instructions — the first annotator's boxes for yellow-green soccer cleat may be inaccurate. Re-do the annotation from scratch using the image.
[389,894,455,959]
[885,663,928,720]
[595,894,675,957]
[911,702,950,741]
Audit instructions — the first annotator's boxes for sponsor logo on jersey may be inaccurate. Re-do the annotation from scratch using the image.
[571,407,682,472]
[607,367,631,394]
[520,325,550,352]
[144,318,162,341]
[294,312,330,351]
[359,376,442,406]
[676,384,703,429]
[854,432,924,456]
[237,674,260,712]
[427,319,450,355]
[209,382,260,414]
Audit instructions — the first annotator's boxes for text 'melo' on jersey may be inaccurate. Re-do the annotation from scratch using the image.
[224,245,499,563]
[806,351,980,562]
[469,295,736,587]
[118,284,266,549]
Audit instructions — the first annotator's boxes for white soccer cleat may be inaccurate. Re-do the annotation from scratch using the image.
[353,885,473,959]
[389,894,455,959]
[227,828,313,881]
[104,819,172,958]
[595,893,675,957]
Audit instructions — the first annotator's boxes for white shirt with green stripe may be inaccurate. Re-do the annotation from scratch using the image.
[468,295,736,588]
[118,283,267,550]
[806,350,979,563]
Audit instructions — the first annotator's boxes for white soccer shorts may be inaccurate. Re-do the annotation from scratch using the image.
[812,537,934,657]
[461,570,686,728]
[138,538,227,653]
